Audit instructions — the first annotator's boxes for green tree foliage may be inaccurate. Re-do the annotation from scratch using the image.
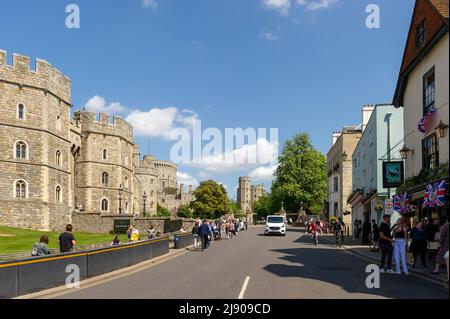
[191,180,230,220]
[177,204,193,218]
[230,200,244,217]
[271,133,327,215]
[252,193,279,218]
[156,203,171,217]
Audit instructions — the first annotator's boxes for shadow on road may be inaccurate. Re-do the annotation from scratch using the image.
[262,234,448,299]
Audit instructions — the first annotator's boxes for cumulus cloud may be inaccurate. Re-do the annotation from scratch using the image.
[262,0,339,15]
[125,107,199,139]
[83,95,127,114]
[177,172,199,187]
[186,138,279,173]
[262,0,291,15]
[249,164,278,181]
[142,0,158,10]
[260,29,280,41]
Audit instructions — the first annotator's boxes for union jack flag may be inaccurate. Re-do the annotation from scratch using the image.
[418,106,436,133]
[424,180,447,207]
[393,193,411,213]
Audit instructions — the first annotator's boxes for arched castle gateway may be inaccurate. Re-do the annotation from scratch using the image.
[0,50,195,231]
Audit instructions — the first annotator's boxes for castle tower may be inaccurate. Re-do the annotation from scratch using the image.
[135,155,158,215]
[237,176,251,212]
[0,50,72,230]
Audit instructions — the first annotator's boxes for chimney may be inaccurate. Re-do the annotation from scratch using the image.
[362,105,375,132]
[332,131,342,146]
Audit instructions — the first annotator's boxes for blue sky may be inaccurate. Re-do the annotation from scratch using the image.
[0,0,415,198]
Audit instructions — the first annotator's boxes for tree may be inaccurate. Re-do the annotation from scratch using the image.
[252,193,277,219]
[230,200,243,217]
[271,133,327,215]
[157,203,171,217]
[191,180,230,220]
[177,204,193,218]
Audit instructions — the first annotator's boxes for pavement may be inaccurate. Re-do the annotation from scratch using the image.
[320,234,448,283]
[31,226,449,299]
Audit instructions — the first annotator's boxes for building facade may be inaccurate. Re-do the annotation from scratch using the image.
[392,0,449,224]
[348,104,404,225]
[237,176,265,213]
[327,124,363,231]
[0,49,195,231]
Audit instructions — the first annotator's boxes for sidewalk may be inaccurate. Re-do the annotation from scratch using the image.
[321,235,448,284]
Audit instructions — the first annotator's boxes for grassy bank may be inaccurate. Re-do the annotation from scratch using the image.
[0,226,119,255]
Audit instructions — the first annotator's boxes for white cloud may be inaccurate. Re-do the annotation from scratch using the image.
[249,164,278,181]
[83,95,127,114]
[125,107,199,139]
[296,0,339,11]
[260,29,279,41]
[177,172,199,186]
[187,138,279,173]
[262,0,291,15]
[142,0,158,10]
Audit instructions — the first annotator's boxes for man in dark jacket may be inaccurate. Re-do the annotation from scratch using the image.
[198,219,212,251]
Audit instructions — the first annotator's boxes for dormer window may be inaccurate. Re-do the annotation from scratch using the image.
[416,21,425,48]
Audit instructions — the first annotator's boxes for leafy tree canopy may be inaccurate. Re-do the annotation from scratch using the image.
[157,203,171,217]
[191,180,230,220]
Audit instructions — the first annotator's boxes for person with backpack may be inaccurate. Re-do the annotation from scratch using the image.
[198,219,212,251]
[32,235,51,256]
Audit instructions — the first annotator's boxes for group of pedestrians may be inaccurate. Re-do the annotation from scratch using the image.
[191,218,248,251]
[377,213,449,282]
[31,224,76,256]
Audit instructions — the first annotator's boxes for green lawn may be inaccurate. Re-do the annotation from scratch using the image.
[0,226,121,255]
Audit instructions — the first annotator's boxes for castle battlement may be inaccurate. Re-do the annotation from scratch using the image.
[77,111,134,142]
[0,49,71,103]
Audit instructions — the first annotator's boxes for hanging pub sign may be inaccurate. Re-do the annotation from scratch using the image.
[424,179,447,207]
[382,161,404,188]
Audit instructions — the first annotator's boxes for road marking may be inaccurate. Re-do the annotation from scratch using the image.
[238,276,250,299]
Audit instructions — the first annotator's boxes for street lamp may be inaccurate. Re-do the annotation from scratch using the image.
[400,146,413,159]
[118,184,123,215]
[342,151,348,162]
[143,191,147,217]
[435,121,449,139]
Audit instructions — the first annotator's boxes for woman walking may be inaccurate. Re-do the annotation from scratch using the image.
[393,218,409,275]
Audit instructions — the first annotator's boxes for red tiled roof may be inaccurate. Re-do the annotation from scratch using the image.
[428,0,449,19]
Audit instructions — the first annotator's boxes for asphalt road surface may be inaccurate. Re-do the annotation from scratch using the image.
[50,227,448,299]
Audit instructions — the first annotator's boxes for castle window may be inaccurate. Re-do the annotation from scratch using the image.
[56,115,61,131]
[56,150,62,166]
[125,154,128,166]
[101,199,109,212]
[15,141,27,160]
[55,185,62,202]
[150,202,154,209]
[15,180,27,198]
[125,202,128,214]
[17,103,26,120]
[124,176,129,188]
[151,190,154,197]
[102,149,108,160]
[102,172,109,186]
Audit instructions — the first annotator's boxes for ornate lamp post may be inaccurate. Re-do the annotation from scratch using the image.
[400,146,413,159]
[143,191,147,217]
[118,184,123,215]
[342,151,348,162]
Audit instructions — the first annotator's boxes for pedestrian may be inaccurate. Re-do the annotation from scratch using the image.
[431,218,449,276]
[198,219,212,251]
[192,221,200,249]
[228,222,235,240]
[147,225,156,239]
[31,235,51,256]
[111,235,121,246]
[378,214,394,273]
[127,225,134,242]
[354,220,359,239]
[409,220,428,269]
[130,225,140,242]
[59,224,76,253]
[362,219,371,245]
[392,218,409,275]
[370,219,379,252]
[244,220,248,231]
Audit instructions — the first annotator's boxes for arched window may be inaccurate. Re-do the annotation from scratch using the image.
[15,141,27,159]
[125,201,129,214]
[102,149,108,160]
[102,172,109,186]
[56,150,62,166]
[150,190,154,197]
[150,202,154,209]
[55,185,62,202]
[17,103,26,120]
[101,199,109,212]
[56,115,61,131]
[124,176,129,188]
[15,180,27,198]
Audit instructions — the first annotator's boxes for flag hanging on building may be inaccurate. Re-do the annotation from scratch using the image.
[424,180,447,207]
[393,193,411,213]
[418,106,436,133]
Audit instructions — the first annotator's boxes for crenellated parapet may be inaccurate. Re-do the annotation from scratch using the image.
[0,49,71,104]
[77,111,133,143]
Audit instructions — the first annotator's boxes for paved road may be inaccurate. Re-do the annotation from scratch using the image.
[51,227,448,299]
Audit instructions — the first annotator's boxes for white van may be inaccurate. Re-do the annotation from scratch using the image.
[264,215,287,236]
